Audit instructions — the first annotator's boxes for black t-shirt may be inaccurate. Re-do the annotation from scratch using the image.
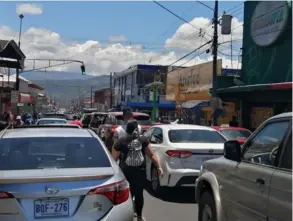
[114,135,149,169]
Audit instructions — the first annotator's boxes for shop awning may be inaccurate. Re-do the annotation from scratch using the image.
[217,82,292,94]
[19,93,34,104]
[127,102,175,109]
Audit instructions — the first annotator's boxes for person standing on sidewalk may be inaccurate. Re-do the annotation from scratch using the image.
[112,120,163,221]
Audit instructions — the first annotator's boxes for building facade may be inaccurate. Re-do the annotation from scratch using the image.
[113,64,177,119]
[217,1,292,130]
[94,88,111,111]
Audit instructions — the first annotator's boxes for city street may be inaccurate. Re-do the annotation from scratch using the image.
[143,186,198,221]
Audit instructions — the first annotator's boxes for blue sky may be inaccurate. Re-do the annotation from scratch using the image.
[0,1,244,75]
[0,1,243,47]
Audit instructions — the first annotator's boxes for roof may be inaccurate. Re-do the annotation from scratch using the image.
[108,111,150,117]
[212,126,251,131]
[269,112,292,120]
[2,128,92,139]
[37,118,67,121]
[154,124,216,131]
[0,39,26,60]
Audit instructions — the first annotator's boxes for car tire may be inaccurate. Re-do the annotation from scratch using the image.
[198,191,217,221]
[151,165,162,195]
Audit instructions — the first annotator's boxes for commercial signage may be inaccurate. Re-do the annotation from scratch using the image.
[166,60,222,102]
[10,91,19,104]
[251,1,289,47]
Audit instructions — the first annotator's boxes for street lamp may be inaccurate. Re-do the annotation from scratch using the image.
[18,14,24,47]
[144,70,164,122]
[15,13,24,115]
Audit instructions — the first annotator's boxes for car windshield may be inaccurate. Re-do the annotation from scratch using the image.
[0,137,110,170]
[220,129,252,140]
[115,115,152,125]
[168,129,226,143]
[38,120,67,125]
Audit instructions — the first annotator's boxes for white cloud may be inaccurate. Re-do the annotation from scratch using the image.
[16,4,43,15]
[108,35,127,43]
[0,16,242,75]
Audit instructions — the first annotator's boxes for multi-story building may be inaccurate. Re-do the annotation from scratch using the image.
[113,64,181,120]
[94,88,111,111]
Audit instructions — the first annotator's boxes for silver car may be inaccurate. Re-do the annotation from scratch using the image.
[36,118,68,125]
[0,125,133,221]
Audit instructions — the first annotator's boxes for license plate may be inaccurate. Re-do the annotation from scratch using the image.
[34,198,69,218]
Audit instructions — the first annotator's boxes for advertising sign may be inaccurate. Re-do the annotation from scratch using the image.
[251,1,289,47]
[10,91,19,104]
[166,60,222,102]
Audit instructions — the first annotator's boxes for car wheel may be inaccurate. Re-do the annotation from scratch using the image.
[198,191,217,221]
[151,165,162,195]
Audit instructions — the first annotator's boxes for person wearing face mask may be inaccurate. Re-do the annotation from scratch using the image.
[112,120,163,221]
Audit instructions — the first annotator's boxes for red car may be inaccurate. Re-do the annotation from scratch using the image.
[212,125,252,145]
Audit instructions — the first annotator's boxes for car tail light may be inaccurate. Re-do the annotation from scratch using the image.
[166,150,192,158]
[0,191,14,199]
[87,180,129,205]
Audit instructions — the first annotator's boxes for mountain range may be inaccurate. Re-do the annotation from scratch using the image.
[20,71,110,103]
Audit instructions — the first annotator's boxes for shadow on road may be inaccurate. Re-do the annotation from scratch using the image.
[145,182,196,204]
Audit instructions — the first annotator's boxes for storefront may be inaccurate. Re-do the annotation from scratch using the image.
[217,1,292,130]
[166,59,238,125]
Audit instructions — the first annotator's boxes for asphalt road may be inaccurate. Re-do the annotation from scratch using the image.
[142,186,198,221]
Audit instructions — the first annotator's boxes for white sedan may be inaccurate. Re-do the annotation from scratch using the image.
[143,124,227,194]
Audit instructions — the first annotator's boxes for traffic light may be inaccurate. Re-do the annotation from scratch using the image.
[81,64,86,75]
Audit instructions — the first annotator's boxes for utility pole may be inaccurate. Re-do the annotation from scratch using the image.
[90,85,93,108]
[211,0,219,126]
[109,72,113,108]
[212,0,218,98]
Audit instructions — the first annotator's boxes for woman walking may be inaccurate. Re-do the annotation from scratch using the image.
[112,120,163,221]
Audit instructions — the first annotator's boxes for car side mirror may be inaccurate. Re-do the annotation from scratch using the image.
[224,140,241,162]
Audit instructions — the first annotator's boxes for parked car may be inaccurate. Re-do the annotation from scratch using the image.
[0,124,133,221]
[143,124,227,194]
[196,112,292,221]
[212,125,252,144]
[97,112,152,140]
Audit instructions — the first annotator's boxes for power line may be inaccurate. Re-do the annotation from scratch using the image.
[225,2,244,13]
[153,1,212,39]
[168,40,212,67]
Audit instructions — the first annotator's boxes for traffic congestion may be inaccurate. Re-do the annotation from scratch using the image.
[0,107,291,221]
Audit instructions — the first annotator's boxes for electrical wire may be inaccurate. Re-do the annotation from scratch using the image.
[153,1,212,39]
[167,40,212,67]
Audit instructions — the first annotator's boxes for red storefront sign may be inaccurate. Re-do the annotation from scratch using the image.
[18,93,34,104]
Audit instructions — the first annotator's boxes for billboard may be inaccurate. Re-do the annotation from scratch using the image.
[166,59,222,102]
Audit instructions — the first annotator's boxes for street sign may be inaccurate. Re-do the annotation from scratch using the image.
[11,91,19,104]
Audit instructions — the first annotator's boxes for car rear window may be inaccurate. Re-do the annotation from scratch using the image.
[38,120,67,125]
[43,114,66,119]
[168,129,226,143]
[219,129,252,140]
[115,115,151,125]
[0,137,110,170]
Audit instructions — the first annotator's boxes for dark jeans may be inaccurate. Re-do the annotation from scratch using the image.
[123,166,146,217]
